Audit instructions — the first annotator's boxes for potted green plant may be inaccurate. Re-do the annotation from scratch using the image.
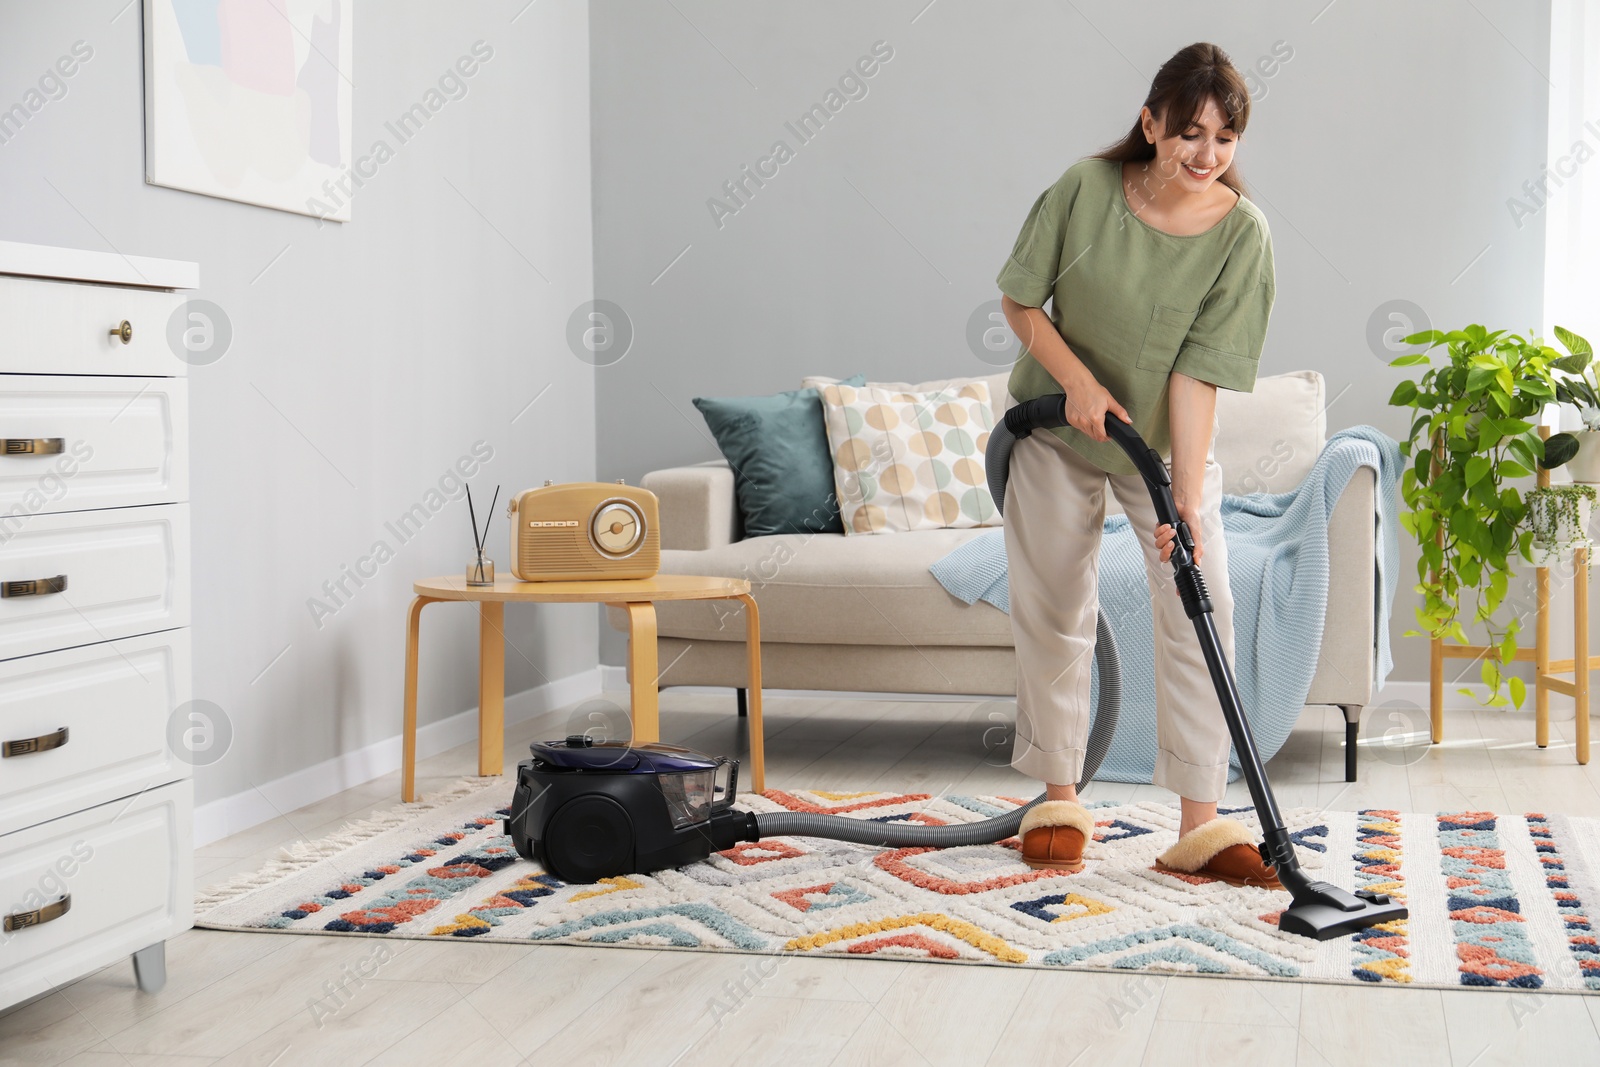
[1524,483,1597,566]
[1537,326,1600,482]
[1387,324,1588,709]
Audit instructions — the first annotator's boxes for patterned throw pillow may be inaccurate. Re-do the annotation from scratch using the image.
[801,371,1012,427]
[817,380,1001,534]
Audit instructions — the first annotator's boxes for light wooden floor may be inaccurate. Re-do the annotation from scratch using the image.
[5,691,1600,1066]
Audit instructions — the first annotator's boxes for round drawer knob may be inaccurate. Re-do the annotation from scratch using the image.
[109,320,133,345]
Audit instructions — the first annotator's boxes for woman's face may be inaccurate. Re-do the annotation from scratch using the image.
[1139,96,1237,192]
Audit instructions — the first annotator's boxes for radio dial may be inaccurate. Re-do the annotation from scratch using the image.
[591,500,645,557]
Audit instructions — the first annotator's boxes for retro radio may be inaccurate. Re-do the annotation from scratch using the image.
[508,479,661,581]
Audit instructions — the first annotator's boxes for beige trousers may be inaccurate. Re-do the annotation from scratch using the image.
[1001,410,1236,802]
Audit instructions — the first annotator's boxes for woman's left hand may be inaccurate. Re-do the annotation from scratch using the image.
[1155,499,1203,567]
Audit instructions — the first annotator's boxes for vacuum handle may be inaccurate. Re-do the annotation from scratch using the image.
[1100,410,1194,570]
[1000,400,1191,563]
[1101,411,1181,520]
[1005,401,1170,496]
[711,756,738,810]
[1002,395,1069,437]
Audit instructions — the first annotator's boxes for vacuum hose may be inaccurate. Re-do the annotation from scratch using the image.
[752,396,1409,939]
[752,393,1122,848]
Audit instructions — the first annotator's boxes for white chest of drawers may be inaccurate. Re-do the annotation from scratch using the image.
[0,240,196,1012]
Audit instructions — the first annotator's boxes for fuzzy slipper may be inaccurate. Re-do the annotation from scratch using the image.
[1153,817,1283,889]
[1017,800,1095,872]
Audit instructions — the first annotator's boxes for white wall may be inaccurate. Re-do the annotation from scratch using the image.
[1544,0,1600,348]
[0,0,597,838]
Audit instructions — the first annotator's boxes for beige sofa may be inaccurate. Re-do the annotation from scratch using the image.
[607,369,1379,781]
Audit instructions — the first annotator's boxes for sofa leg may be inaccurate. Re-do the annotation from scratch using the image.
[736,687,748,718]
[1340,704,1361,783]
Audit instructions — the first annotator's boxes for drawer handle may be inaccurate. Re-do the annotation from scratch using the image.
[3,726,69,758]
[1,438,64,456]
[0,575,67,598]
[110,320,133,345]
[3,895,71,932]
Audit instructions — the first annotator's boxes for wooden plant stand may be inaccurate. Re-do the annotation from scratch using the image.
[1428,426,1591,763]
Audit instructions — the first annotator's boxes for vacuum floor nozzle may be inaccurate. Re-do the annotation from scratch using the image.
[1276,884,1409,941]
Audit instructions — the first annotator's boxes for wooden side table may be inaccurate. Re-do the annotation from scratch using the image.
[1428,426,1591,764]
[401,574,764,800]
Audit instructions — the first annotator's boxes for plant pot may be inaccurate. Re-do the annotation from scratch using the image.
[1526,485,1596,567]
[1529,493,1592,542]
[1563,428,1600,483]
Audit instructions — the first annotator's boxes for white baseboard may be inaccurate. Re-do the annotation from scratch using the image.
[603,665,1555,719]
[194,667,604,848]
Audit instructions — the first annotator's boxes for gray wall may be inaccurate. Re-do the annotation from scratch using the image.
[0,0,595,812]
[591,0,1555,691]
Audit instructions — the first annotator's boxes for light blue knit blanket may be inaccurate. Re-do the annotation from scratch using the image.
[928,425,1402,784]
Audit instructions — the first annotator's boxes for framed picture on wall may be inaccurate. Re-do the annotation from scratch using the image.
[143,0,354,222]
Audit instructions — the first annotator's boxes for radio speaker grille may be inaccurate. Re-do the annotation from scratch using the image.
[517,527,660,581]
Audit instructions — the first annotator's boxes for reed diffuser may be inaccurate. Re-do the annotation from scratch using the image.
[465,483,500,585]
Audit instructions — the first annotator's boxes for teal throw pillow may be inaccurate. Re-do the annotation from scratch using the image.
[692,374,865,537]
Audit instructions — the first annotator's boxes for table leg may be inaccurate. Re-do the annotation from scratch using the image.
[479,601,506,777]
[402,595,441,802]
[1537,565,1550,748]
[1429,635,1443,744]
[625,601,659,744]
[1577,545,1590,766]
[736,593,765,794]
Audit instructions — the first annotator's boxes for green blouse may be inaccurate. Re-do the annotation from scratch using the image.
[996,156,1276,475]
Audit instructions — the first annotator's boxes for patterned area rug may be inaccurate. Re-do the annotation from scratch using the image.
[195,779,1600,992]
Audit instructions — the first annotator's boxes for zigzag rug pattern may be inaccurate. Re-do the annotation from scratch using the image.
[195,782,1600,992]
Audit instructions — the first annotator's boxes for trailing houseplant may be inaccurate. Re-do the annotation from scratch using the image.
[1387,324,1589,709]
[1524,483,1596,565]
[1536,326,1600,481]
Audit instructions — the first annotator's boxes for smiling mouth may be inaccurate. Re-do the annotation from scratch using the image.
[1183,163,1213,178]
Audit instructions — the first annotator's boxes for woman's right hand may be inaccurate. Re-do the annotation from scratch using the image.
[1063,371,1133,443]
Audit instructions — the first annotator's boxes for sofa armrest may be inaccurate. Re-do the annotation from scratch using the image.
[1306,464,1377,708]
[641,460,740,551]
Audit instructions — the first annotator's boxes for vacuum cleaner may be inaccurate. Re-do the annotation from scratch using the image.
[506,397,1407,940]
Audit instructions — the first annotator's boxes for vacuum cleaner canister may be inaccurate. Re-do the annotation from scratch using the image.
[506,736,758,883]
[507,633,1121,886]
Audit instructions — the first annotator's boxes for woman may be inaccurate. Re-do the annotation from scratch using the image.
[996,43,1280,887]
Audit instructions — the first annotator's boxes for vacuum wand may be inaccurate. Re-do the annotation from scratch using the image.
[997,395,1406,940]
[1096,407,1289,833]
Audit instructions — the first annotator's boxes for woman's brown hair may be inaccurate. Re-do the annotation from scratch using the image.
[1089,42,1254,199]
